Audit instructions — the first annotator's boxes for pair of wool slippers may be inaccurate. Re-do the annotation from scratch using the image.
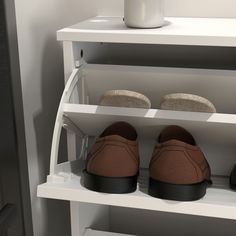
[100,90,216,113]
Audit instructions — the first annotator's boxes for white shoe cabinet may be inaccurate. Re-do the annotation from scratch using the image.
[37,17,236,235]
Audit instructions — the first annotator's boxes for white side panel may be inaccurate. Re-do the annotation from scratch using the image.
[71,203,110,235]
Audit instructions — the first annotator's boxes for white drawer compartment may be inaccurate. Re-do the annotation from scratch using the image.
[84,229,136,236]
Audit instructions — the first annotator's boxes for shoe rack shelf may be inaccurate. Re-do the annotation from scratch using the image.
[64,103,236,141]
[57,16,236,47]
[38,16,236,235]
[38,168,236,220]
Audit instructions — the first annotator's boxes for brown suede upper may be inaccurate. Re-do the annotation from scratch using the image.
[86,122,139,177]
[150,126,211,185]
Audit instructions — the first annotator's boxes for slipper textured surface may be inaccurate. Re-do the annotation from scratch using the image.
[160,93,216,113]
[100,90,151,109]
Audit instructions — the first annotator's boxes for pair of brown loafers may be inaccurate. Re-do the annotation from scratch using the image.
[83,122,211,201]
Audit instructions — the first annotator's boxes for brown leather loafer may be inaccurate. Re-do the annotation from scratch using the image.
[149,126,211,201]
[83,122,139,193]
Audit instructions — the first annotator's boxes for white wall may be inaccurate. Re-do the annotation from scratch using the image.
[14,1,123,235]
[13,0,236,235]
[165,0,236,17]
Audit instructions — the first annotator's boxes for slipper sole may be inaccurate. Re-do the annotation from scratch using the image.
[100,90,151,109]
[160,93,216,113]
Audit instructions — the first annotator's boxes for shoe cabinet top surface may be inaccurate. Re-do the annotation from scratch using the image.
[57,16,236,47]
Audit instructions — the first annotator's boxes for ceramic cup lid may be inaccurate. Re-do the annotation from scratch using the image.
[160,93,216,113]
[100,90,151,109]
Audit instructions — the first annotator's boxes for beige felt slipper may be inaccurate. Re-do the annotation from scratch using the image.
[160,93,216,113]
[100,90,151,109]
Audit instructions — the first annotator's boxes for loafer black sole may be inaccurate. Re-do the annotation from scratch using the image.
[148,178,209,201]
[83,170,138,194]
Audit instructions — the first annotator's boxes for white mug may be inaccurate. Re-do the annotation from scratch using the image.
[124,0,164,28]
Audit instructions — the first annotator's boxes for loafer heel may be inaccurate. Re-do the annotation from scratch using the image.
[83,170,138,193]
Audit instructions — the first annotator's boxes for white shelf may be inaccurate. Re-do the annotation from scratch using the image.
[64,104,236,144]
[37,166,236,220]
[57,16,236,47]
